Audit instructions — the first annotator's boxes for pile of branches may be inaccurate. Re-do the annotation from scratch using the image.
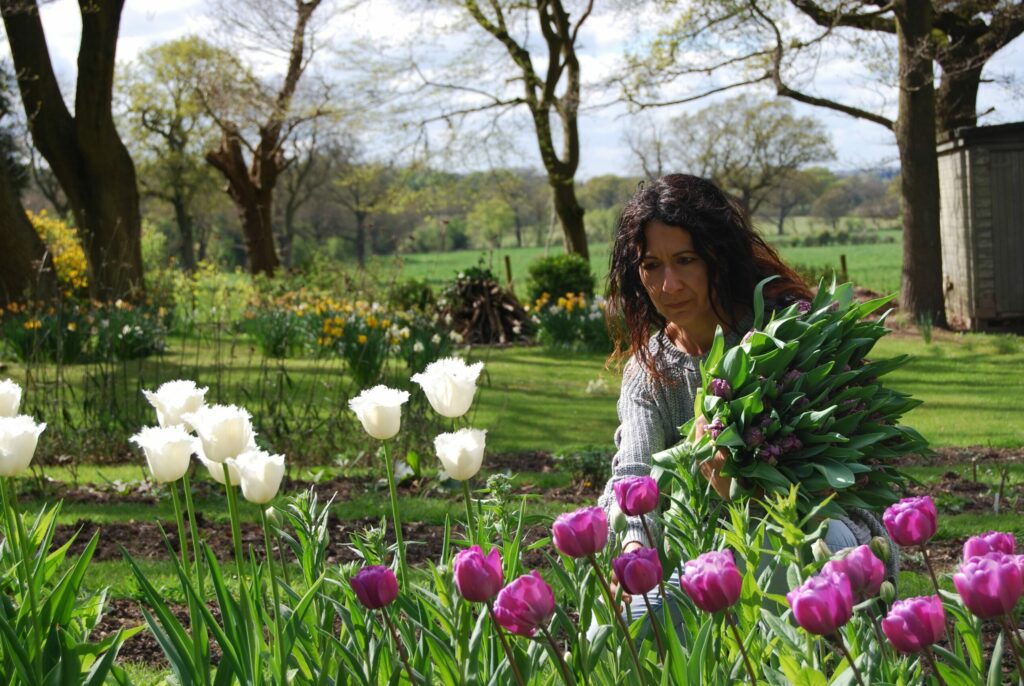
[441,267,532,345]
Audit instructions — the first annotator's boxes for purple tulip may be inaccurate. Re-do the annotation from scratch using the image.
[679,550,742,614]
[821,545,886,602]
[349,565,399,609]
[953,552,1024,619]
[743,427,764,447]
[962,531,1016,562]
[778,434,803,454]
[453,546,504,602]
[881,596,946,654]
[760,443,782,464]
[786,572,854,635]
[612,547,662,596]
[709,378,733,400]
[782,369,801,388]
[613,476,660,516]
[883,496,938,547]
[797,299,812,314]
[552,506,609,558]
[492,571,555,636]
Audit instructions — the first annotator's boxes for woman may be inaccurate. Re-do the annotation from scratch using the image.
[598,174,896,613]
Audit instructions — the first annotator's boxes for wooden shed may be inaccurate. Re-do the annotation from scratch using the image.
[937,122,1024,330]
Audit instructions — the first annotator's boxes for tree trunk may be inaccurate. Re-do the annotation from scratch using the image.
[171,192,197,272]
[895,0,946,326]
[2,0,144,301]
[551,179,588,259]
[777,204,787,236]
[513,211,523,248]
[280,200,297,269]
[0,160,54,303]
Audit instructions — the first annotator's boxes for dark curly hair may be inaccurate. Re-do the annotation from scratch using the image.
[606,174,811,382]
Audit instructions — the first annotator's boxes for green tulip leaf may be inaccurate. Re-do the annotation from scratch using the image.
[720,346,750,387]
[812,459,856,489]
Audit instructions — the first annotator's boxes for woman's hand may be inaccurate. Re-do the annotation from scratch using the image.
[609,541,644,609]
[694,415,732,500]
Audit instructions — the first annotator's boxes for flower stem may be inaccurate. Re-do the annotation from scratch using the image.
[169,480,190,575]
[181,471,205,594]
[382,440,408,586]
[641,592,665,663]
[260,507,286,684]
[540,625,574,686]
[382,606,418,684]
[922,646,948,686]
[222,463,245,582]
[487,601,526,686]
[461,480,477,543]
[832,631,865,686]
[2,478,44,683]
[1001,615,1024,683]
[588,554,645,678]
[726,611,757,686]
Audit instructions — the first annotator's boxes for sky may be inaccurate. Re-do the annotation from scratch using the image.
[5,0,1024,180]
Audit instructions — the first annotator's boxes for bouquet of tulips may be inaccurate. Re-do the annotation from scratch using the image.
[655,278,928,515]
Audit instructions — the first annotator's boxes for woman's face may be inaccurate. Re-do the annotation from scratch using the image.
[639,220,715,332]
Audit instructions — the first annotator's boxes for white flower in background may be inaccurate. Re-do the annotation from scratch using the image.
[0,379,23,417]
[0,416,46,477]
[121,325,132,336]
[130,425,195,483]
[585,378,609,395]
[433,428,486,481]
[393,459,414,482]
[143,380,209,428]
[349,386,410,440]
[199,454,240,486]
[413,341,425,354]
[228,449,285,504]
[431,333,442,345]
[183,404,254,463]
[449,331,464,344]
[411,357,483,418]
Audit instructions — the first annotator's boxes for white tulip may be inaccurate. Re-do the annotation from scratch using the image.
[199,454,241,486]
[0,416,46,477]
[348,386,410,440]
[411,357,484,418]
[0,379,22,418]
[143,380,208,428]
[228,450,285,504]
[130,425,195,483]
[182,404,255,463]
[433,428,486,481]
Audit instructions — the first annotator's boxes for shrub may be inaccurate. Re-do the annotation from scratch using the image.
[387,278,435,312]
[553,445,612,487]
[530,292,612,352]
[28,210,88,296]
[525,254,595,304]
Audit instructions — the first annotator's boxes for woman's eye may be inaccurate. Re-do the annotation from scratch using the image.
[642,263,659,271]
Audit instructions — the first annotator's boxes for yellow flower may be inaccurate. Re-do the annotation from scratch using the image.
[23,319,42,330]
[67,322,77,332]
[366,315,378,329]
[357,334,368,345]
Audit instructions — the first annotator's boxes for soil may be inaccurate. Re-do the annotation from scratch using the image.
[42,445,1024,673]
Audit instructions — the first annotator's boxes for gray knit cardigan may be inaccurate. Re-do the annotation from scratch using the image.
[598,330,899,581]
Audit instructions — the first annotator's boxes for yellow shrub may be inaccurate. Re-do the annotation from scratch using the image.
[28,210,89,294]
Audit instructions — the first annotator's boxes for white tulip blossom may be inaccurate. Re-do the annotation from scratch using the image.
[433,428,486,481]
[411,357,484,418]
[183,404,255,463]
[349,386,410,440]
[0,379,22,418]
[0,416,46,477]
[130,425,196,483]
[228,449,285,504]
[143,380,208,428]
[199,454,241,486]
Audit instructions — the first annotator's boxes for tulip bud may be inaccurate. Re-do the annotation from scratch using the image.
[130,425,195,483]
[870,536,892,564]
[183,404,255,464]
[349,565,399,609]
[411,357,484,418]
[348,386,410,441]
[142,380,208,429]
[433,428,486,481]
[612,547,662,596]
[0,415,46,477]
[492,571,555,636]
[811,538,832,562]
[453,546,504,602]
[881,595,945,654]
[882,496,937,547]
[609,504,628,534]
[264,506,282,527]
[229,449,285,504]
[953,552,1023,619]
[0,379,23,418]
[613,476,659,516]
[821,545,885,602]
[880,580,897,605]
[680,549,742,614]
[787,572,854,635]
[552,506,609,558]
[709,378,733,400]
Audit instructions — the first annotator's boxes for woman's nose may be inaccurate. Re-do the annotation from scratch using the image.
[662,267,684,293]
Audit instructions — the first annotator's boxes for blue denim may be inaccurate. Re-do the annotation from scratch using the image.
[589,518,859,640]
